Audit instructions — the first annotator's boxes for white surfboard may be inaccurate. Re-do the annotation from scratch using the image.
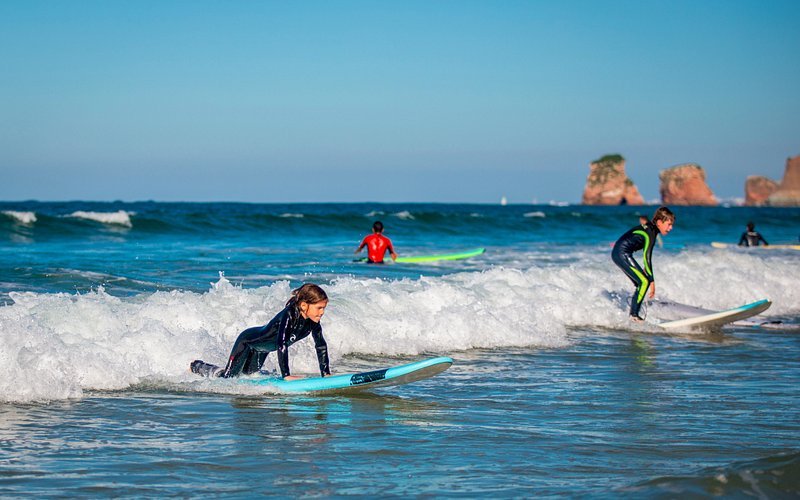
[711,242,800,250]
[659,299,772,331]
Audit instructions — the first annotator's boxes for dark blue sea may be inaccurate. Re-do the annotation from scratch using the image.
[1,201,799,497]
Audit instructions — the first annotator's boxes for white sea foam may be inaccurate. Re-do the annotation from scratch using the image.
[67,210,133,227]
[524,211,546,218]
[393,211,415,220]
[655,248,798,311]
[279,213,304,218]
[0,270,567,402]
[2,210,37,224]
[1,249,797,403]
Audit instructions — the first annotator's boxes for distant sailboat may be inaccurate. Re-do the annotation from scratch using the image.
[500,196,507,206]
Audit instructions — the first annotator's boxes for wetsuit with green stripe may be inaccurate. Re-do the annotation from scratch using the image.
[611,222,659,319]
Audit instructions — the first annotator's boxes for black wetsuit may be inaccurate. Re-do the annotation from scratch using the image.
[738,231,768,247]
[192,304,330,378]
[611,223,659,319]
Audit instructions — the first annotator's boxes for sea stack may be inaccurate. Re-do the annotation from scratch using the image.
[744,176,779,206]
[766,155,800,206]
[659,163,718,206]
[581,154,645,205]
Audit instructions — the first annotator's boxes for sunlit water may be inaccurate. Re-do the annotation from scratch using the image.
[1,202,799,496]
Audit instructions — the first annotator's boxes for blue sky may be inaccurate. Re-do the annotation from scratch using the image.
[1,0,798,203]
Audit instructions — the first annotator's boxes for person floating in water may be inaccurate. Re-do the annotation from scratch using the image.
[738,221,769,247]
[190,283,331,379]
[612,206,675,322]
[355,220,397,264]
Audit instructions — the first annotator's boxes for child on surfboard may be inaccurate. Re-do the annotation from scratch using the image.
[190,283,331,380]
[612,206,675,322]
[355,220,397,264]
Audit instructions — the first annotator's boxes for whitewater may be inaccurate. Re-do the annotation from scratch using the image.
[1,207,798,402]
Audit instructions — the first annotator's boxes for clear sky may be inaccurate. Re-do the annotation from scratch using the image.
[1,0,798,203]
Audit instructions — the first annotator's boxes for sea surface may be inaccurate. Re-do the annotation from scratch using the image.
[1,201,799,497]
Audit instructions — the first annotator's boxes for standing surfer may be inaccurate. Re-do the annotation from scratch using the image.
[612,207,675,322]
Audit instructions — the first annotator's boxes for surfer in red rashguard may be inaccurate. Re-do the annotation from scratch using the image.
[355,221,397,264]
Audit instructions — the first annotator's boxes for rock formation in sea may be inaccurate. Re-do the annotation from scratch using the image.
[744,176,779,206]
[581,154,645,205]
[766,154,800,206]
[659,163,718,206]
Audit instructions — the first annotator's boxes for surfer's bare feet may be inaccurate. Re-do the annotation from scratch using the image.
[630,315,644,323]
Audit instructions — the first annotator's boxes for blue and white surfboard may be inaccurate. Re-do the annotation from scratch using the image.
[240,356,453,394]
[658,299,771,331]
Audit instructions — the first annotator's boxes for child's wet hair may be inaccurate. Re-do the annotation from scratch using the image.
[652,206,675,224]
[372,221,384,233]
[287,283,328,307]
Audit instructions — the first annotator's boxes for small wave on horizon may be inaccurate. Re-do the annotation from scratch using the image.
[66,210,133,227]
[2,210,37,225]
[393,210,415,220]
[524,211,546,218]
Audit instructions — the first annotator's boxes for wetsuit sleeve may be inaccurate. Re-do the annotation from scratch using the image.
[738,232,747,246]
[643,229,656,282]
[312,325,331,376]
[759,233,768,245]
[275,310,294,377]
[356,236,368,252]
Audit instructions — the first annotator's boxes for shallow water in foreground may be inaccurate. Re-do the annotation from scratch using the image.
[2,325,798,497]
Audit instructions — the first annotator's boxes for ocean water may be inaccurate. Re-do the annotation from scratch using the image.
[1,201,799,497]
